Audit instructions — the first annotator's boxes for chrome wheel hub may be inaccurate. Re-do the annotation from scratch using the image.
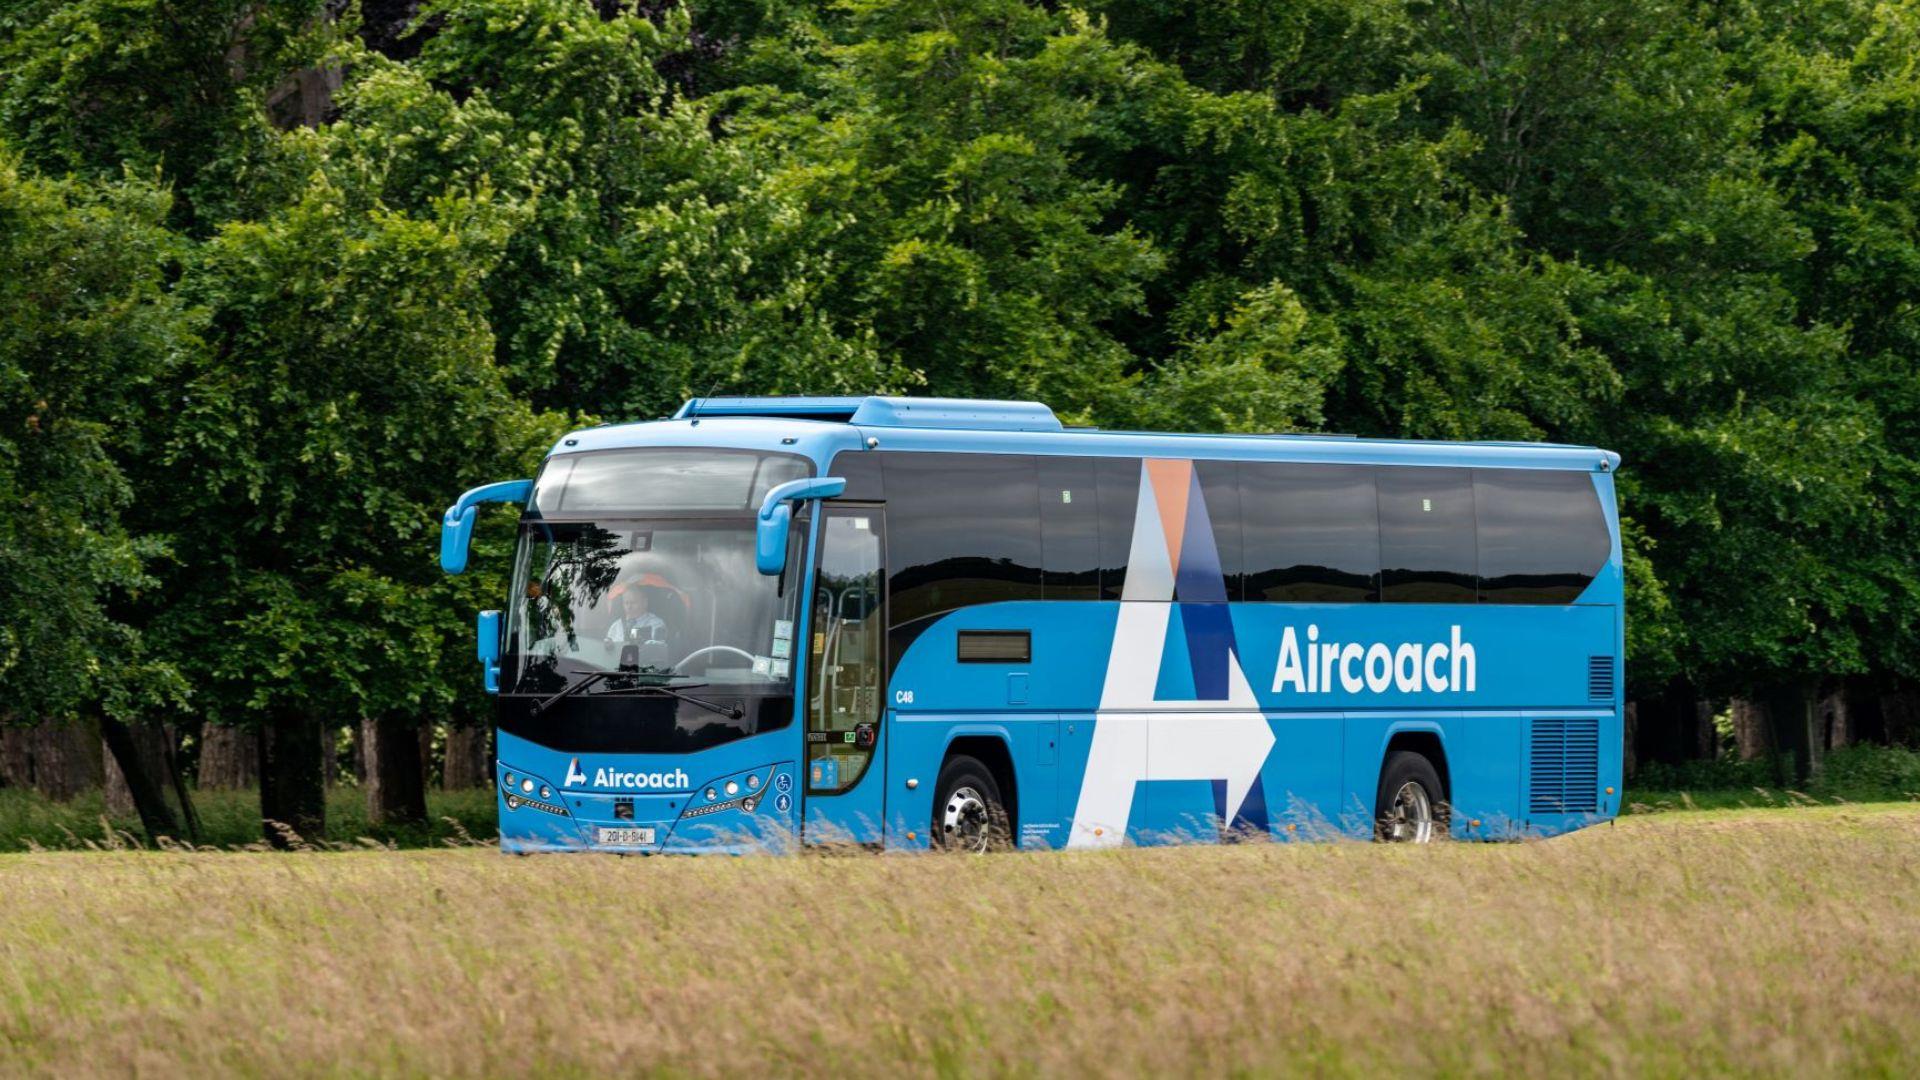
[941,785,992,853]
[1385,780,1435,843]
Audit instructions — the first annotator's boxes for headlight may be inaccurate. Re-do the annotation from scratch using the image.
[506,794,521,810]
[504,773,517,788]
[539,785,551,799]
[747,774,760,791]
[520,778,535,794]
[725,780,739,796]
[705,787,718,801]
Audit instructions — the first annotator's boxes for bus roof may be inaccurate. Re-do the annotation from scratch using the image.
[554,396,1621,472]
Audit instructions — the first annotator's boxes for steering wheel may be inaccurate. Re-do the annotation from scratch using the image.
[671,645,758,673]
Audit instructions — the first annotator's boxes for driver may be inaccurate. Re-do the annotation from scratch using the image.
[604,572,669,646]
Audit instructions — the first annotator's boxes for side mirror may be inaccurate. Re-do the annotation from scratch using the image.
[756,476,848,575]
[440,478,534,574]
[476,609,503,693]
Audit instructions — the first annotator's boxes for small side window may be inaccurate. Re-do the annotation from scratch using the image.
[957,630,1031,663]
[1378,466,1477,603]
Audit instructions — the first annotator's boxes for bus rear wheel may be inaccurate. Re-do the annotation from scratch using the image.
[1374,751,1447,843]
[932,755,1012,853]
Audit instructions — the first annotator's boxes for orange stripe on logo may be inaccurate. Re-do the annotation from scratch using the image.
[1145,459,1192,573]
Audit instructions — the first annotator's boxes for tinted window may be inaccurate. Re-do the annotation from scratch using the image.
[1474,470,1610,603]
[884,453,1043,633]
[534,449,809,514]
[827,449,885,501]
[1094,457,1143,599]
[1242,463,1381,602]
[1038,456,1101,600]
[1192,460,1243,601]
[1378,466,1477,603]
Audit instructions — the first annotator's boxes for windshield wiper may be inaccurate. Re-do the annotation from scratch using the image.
[598,681,743,719]
[529,670,612,718]
[527,674,742,720]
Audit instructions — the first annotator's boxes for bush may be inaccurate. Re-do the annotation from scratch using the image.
[1633,754,1794,794]
[1633,743,1920,804]
[1819,744,1920,802]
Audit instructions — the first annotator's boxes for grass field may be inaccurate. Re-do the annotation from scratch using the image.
[2,805,1915,1076]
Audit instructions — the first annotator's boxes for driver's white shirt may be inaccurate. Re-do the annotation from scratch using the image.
[604,611,667,643]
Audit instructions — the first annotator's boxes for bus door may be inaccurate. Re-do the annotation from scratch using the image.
[802,506,887,845]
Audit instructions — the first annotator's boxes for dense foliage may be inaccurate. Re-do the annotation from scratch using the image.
[3,0,1917,829]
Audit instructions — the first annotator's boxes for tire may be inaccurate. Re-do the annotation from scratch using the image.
[1374,750,1448,843]
[931,755,1013,853]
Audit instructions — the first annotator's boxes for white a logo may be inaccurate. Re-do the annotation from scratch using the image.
[564,757,587,787]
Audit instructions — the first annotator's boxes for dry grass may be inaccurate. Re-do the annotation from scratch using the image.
[2,805,1916,1078]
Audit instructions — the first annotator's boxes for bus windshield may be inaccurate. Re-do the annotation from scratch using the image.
[505,518,801,693]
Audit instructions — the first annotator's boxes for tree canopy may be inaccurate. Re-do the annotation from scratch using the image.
[4,0,1918,828]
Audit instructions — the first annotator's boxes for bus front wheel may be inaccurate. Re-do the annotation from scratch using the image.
[931,755,1012,853]
[1374,751,1448,843]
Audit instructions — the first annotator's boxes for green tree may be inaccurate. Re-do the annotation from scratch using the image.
[0,0,339,230]
[0,148,195,835]
[150,138,556,839]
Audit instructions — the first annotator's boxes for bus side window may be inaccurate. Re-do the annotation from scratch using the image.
[1242,462,1381,603]
[1474,470,1610,603]
[1093,457,1142,600]
[1378,466,1477,603]
[1195,460,1244,600]
[1039,456,1100,601]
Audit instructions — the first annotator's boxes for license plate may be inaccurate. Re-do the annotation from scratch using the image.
[597,827,655,846]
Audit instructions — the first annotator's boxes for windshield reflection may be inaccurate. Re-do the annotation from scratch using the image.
[506,519,800,692]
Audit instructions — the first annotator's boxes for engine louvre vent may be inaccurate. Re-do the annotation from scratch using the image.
[1588,655,1615,702]
[1530,717,1601,815]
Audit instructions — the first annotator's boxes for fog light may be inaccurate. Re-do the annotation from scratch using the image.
[520,778,535,794]
[706,787,718,801]
[506,794,521,810]
[725,780,739,796]
[540,785,551,799]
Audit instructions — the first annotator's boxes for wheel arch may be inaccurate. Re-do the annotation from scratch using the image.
[942,733,1018,833]
[1381,726,1451,806]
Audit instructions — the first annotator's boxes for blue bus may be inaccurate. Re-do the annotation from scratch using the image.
[440,396,1623,853]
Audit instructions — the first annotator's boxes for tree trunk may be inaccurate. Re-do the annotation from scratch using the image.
[1695,699,1721,760]
[1820,687,1850,752]
[103,722,170,817]
[1879,689,1917,748]
[1796,687,1822,781]
[259,711,326,847]
[443,725,490,789]
[362,714,428,828]
[1622,701,1638,778]
[1730,697,1771,761]
[100,717,181,843]
[0,719,101,800]
[419,723,438,792]
[197,723,259,790]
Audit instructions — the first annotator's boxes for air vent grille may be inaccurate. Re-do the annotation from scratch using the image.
[1530,717,1600,815]
[1587,655,1615,702]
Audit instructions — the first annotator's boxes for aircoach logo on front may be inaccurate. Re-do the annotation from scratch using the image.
[1271,624,1478,695]
[564,756,689,790]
